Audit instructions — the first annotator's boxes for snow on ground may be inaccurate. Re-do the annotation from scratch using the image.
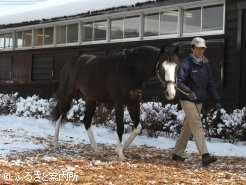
[1,115,246,159]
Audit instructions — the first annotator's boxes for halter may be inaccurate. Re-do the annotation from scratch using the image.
[156,61,190,96]
[155,54,176,90]
[156,50,191,97]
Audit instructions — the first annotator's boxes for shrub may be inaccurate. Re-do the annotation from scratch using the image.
[0,93,246,143]
[0,93,18,114]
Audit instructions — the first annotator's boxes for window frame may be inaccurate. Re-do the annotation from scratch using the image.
[14,29,33,49]
[0,0,225,50]
[182,2,225,37]
[110,15,140,41]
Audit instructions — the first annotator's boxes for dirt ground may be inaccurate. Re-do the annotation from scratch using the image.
[0,136,246,185]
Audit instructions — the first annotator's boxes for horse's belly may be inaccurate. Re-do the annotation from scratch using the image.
[78,71,132,103]
[79,84,114,103]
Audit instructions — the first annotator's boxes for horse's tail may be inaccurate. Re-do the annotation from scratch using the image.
[51,56,80,122]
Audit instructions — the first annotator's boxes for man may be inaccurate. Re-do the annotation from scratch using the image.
[172,37,221,167]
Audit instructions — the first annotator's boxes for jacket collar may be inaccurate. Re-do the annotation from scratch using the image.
[189,54,209,65]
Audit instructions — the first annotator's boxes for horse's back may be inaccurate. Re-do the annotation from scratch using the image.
[75,54,133,102]
[58,46,161,103]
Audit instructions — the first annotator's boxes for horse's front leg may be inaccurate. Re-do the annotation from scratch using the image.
[84,101,99,153]
[123,103,142,150]
[115,102,125,160]
[54,115,63,149]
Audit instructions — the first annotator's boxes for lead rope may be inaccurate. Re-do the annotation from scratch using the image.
[156,68,167,88]
[175,84,189,96]
[174,80,201,122]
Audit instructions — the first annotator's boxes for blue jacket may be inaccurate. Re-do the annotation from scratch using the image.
[177,54,220,104]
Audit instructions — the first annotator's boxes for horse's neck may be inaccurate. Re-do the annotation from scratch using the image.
[133,57,157,84]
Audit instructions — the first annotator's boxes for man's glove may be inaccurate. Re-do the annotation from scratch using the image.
[187,92,197,101]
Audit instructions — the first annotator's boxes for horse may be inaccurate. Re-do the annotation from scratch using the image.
[52,46,179,160]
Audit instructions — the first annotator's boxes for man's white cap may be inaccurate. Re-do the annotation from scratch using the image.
[191,37,207,48]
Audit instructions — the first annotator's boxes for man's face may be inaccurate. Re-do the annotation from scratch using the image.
[191,47,206,58]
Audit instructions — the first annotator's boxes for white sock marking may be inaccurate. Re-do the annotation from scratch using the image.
[123,124,142,150]
[86,127,99,153]
[116,139,125,160]
[54,115,62,149]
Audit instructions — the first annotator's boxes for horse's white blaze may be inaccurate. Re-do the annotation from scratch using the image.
[123,123,142,150]
[162,60,177,99]
[54,115,62,149]
[86,127,99,153]
[162,60,176,82]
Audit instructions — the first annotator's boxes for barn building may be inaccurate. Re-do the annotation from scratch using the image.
[0,0,245,111]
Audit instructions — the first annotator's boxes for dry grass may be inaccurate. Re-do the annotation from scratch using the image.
[1,136,246,185]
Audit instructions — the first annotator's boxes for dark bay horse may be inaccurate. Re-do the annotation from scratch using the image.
[52,46,179,160]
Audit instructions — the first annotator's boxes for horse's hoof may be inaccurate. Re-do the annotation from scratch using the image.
[53,146,59,150]
[53,142,60,150]
[119,154,126,161]
[94,148,100,154]
[115,148,125,161]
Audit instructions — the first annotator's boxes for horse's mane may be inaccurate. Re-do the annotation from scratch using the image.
[112,46,160,65]
[114,46,159,55]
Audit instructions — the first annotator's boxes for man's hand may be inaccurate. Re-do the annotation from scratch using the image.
[187,92,197,101]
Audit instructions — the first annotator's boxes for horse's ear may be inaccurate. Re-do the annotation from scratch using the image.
[160,46,165,53]
[173,46,179,54]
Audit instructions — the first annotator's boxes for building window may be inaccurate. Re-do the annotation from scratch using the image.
[111,18,123,39]
[1,2,225,50]
[124,16,139,38]
[0,56,11,80]
[4,33,13,49]
[15,30,32,48]
[56,25,66,44]
[203,4,223,31]
[144,11,178,37]
[160,10,178,35]
[183,8,201,33]
[110,16,139,40]
[94,20,107,41]
[144,13,159,36]
[44,27,54,45]
[0,34,4,49]
[183,4,224,34]
[81,22,93,42]
[35,28,43,46]
[32,54,53,80]
[15,32,23,48]
[23,30,32,47]
[0,33,13,49]
[56,24,78,44]
[35,27,54,46]
[81,20,107,42]
[67,24,78,43]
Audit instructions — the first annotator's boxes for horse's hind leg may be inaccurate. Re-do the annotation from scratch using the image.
[115,101,125,160]
[123,102,142,150]
[83,100,99,153]
[53,92,75,149]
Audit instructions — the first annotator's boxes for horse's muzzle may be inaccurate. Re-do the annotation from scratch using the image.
[165,83,176,100]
